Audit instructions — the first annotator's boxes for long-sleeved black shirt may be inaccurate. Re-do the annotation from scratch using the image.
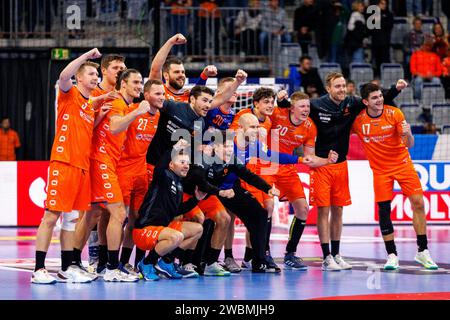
[135,151,199,229]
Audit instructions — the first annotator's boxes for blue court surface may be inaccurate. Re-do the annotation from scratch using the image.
[1,225,449,300]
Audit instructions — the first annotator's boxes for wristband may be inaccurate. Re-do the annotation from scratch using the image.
[297,157,303,164]
[200,72,208,80]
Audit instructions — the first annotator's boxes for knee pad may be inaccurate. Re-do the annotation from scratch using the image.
[61,210,79,232]
[378,201,393,236]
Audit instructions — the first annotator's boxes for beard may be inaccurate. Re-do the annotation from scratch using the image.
[169,78,184,90]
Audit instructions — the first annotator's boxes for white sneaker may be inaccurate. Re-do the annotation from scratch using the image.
[103,268,139,282]
[31,268,57,284]
[384,253,400,270]
[415,249,438,270]
[334,254,352,270]
[321,255,341,271]
[240,260,252,271]
[72,263,98,281]
[56,265,92,283]
[122,263,141,278]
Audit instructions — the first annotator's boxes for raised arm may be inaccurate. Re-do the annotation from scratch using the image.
[210,69,247,109]
[149,34,187,80]
[59,48,101,92]
[110,100,150,135]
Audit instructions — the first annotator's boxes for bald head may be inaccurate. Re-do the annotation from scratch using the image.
[237,113,259,141]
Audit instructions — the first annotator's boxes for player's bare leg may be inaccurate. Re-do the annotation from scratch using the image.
[409,194,438,269]
[223,211,240,272]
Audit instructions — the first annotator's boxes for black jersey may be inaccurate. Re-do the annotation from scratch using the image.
[135,152,198,229]
[146,100,205,165]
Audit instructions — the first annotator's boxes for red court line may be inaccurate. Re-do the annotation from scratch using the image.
[312,292,450,300]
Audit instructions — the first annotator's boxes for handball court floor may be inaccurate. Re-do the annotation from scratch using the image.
[1,225,449,300]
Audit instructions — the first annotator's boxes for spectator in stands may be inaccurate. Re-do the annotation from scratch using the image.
[166,0,192,56]
[0,118,20,161]
[431,22,449,60]
[443,0,450,35]
[404,16,430,78]
[293,0,318,54]
[259,0,291,55]
[440,47,450,99]
[198,0,221,55]
[234,0,262,56]
[329,1,346,65]
[410,38,442,99]
[345,1,367,63]
[417,107,437,134]
[297,55,326,97]
[370,0,393,77]
[406,0,422,16]
[346,79,357,96]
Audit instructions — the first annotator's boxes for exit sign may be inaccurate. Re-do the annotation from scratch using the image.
[51,48,70,60]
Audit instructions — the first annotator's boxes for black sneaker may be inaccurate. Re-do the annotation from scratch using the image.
[251,261,267,273]
[265,254,281,273]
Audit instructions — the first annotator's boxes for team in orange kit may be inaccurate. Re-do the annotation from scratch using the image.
[116,79,164,271]
[31,48,102,284]
[352,82,438,271]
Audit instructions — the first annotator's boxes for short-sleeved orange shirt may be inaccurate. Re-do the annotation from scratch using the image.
[269,107,317,154]
[117,104,160,177]
[164,84,190,103]
[352,105,412,174]
[0,129,20,160]
[51,87,95,170]
[90,96,130,164]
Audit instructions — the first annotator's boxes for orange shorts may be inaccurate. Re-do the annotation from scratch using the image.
[273,166,305,202]
[373,164,423,202]
[45,161,91,212]
[241,175,274,207]
[310,161,352,207]
[118,173,148,212]
[132,220,183,251]
[90,158,123,204]
[147,163,155,185]
[183,194,226,221]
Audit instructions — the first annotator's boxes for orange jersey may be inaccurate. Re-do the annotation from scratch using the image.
[352,105,412,174]
[117,104,160,176]
[90,96,130,164]
[91,84,109,97]
[163,84,190,102]
[269,108,316,154]
[51,87,95,170]
[0,129,20,160]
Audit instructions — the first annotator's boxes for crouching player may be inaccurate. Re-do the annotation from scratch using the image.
[133,141,205,280]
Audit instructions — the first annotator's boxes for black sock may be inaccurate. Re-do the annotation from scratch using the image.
[143,249,159,265]
[244,247,253,262]
[119,247,133,265]
[206,248,221,265]
[107,250,120,270]
[35,251,47,271]
[224,249,233,259]
[92,224,97,231]
[265,216,272,252]
[183,249,194,265]
[285,217,307,254]
[98,245,108,267]
[72,248,82,265]
[173,248,185,262]
[61,250,73,271]
[321,243,330,259]
[331,240,340,257]
[384,240,397,255]
[134,248,146,268]
[162,253,175,264]
[417,234,428,252]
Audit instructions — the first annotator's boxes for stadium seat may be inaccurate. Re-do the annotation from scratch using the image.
[307,44,320,67]
[443,125,450,134]
[431,103,450,127]
[400,103,421,125]
[420,17,438,35]
[380,63,404,87]
[422,83,446,107]
[391,17,409,47]
[350,63,374,86]
[276,43,302,77]
[318,63,342,84]
[393,86,414,105]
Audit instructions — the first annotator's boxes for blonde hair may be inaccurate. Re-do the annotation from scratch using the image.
[325,72,345,87]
